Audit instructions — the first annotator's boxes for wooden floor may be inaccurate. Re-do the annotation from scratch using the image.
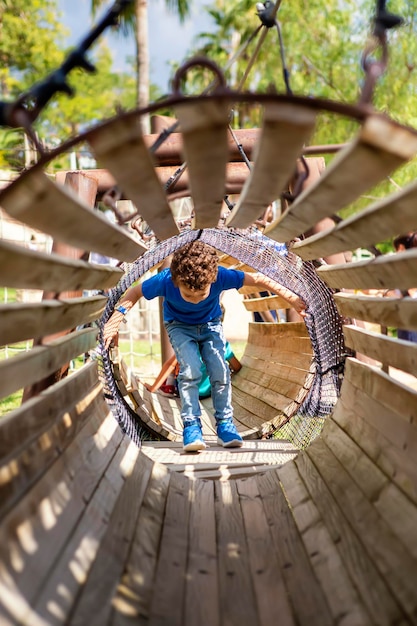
[141,439,298,480]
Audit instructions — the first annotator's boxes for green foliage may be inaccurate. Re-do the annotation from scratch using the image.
[0,0,67,96]
[38,44,136,141]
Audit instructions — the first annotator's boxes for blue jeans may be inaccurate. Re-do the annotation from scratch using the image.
[165,318,233,426]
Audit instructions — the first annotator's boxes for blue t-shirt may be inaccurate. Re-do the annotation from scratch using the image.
[141,265,245,324]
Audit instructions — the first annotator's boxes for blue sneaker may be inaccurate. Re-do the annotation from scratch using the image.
[217,420,243,448]
[183,420,207,452]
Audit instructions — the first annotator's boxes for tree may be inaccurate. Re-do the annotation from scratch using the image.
[90,0,192,132]
[0,0,67,99]
[0,1,138,170]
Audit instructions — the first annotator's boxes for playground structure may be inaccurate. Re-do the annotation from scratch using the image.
[1,1,417,624]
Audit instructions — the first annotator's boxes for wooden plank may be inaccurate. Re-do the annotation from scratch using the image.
[140,440,298,471]
[292,178,417,261]
[336,361,417,501]
[236,475,296,626]
[247,321,310,345]
[243,338,313,360]
[129,381,177,441]
[111,460,171,625]
[214,480,259,626]
[0,296,106,346]
[267,115,417,241]
[231,392,284,433]
[0,361,99,459]
[334,292,417,331]
[331,383,417,509]
[345,357,417,425]
[231,383,288,421]
[240,354,311,387]
[256,469,334,626]
[243,344,313,369]
[343,325,417,377]
[87,116,178,240]
[0,411,123,625]
[278,461,372,625]
[29,437,136,625]
[0,363,103,518]
[174,99,230,228]
[242,294,291,311]
[148,471,191,626]
[306,437,417,621]
[235,364,307,404]
[0,327,98,399]
[0,239,122,292]
[63,446,151,626]
[317,248,417,291]
[184,479,219,626]
[338,369,415,455]
[0,169,146,262]
[185,464,276,480]
[322,418,417,561]
[226,103,317,229]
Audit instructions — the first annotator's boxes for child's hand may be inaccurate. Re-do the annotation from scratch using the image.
[292,296,307,318]
[103,314,122,350]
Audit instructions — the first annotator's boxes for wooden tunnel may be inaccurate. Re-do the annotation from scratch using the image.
[1,89,417,626]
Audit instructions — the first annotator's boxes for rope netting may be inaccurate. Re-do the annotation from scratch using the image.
[97,227,345,449]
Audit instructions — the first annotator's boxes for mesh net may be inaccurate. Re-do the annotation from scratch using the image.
[97,227,346,449]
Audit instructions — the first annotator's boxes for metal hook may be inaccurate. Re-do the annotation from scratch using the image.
[171,57,228,96]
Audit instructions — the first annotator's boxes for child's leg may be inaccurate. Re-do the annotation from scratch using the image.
[199,321,243,448]
[165,322,206,451]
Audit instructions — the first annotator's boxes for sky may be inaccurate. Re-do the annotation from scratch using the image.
[58,0,214,92]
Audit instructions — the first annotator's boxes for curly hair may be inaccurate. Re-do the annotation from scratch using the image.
[394,231,417,250]
[170,240,218,290]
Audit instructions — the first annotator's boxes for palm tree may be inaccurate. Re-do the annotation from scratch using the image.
[91,0,192,131]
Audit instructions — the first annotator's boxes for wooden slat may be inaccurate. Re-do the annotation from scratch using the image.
[143,454,290,474]
[257,469,334,626]
[292,178,417,260]
[343,325,417,377]
[236,476,296,626]
[267,115,417,241]
[0,327,98,399]
[175,100,230,228]
[247,321,310,344]
[242,294,291,311]
[295,449,408,624]
[240,353,312,387]
[87,116,178,240]
[306,437,417,621]
[0,361,99,460]
[317,248,417,291]
[0,410,123,625]
[46,442,146,626]
[322,418,417,561]
[0,170,146,262]
[111,460,171,622]
[184,480,219,626]
[148,471,190,625]
[332,378,417,505]
[215,480,259,626]
[334,292,417,330]
[0,239,122,291]
[226,103,317,229]
[29,438,136,625]
[0,363,102,517]
[278,461,371,624]
[0,296,106,346]
[345,357,417,425]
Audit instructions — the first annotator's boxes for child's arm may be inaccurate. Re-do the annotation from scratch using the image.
[103,284,143,349]
[243,272,307,317]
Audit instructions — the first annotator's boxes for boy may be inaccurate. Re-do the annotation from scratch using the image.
[103,240,306,452]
